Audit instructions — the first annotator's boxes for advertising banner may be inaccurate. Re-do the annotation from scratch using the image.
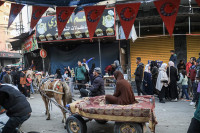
[22,34,38,53]
[36,8,115,42]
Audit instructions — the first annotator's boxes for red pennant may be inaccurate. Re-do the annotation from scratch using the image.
[0,1,4,7]
[8,3,24,28]
[196,0,200,7]
[154,0,180,36]
[116,3,141,40]
[56,7,75,38]
[30,6,48,30]
[84,5,105,40]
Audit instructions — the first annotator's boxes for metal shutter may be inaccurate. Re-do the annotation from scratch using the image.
[130,36,174,78]
[187,36,200,61]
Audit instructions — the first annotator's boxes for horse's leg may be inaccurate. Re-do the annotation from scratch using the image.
[55,94,66,123]
[42,96,50,120]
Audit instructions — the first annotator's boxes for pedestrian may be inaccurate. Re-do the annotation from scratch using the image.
[26,68,35,94]
[19,68,28,97]
[150,61,159,95]
[190,57,198,106]
[89,63,95,85]
[197,52,200,65]
[169,50,177,67]
[106,71,138,105]
[187,95,200,133]
[0,83,32,133]
[55,69,62,79]
[177,70,190,100]
[177,60,186,73]
[0,68,6,83]
[113,60,123,73]
[156,63,169,103]
[26,74,32,99]
[186,57,193,97]
[105,64,115,76]
[83,57,95,71]
[2,68,13,84]
[75,61,86,94]
[134,57,146,96]
[10,67,17,86]
[167,61,179,102]
[80,67,105,97]
[143,64,153,95]
[83,64,89,83]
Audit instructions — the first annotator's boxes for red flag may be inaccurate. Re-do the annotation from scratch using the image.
[196,0,200,7]
[84,5,105,40]
[116,3,141,40]
[30,6,48,30]
[0,1,4,7]
[154,0,180,36]
[8,3,24,28]
[56,7,75,38]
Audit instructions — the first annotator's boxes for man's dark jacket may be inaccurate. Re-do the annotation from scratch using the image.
[0,84,32,117]
[134,63,144,82]
[170,54,177,66]
[89,75,105,97]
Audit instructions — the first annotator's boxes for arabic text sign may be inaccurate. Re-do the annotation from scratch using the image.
[22,34,38,53]
[36,8,115,42]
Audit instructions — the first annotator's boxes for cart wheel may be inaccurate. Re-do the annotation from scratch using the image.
[114,122,142,133]
[66,115,87,133]
[95,120,108,124]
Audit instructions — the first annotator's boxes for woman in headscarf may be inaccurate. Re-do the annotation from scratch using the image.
[150,61,159,95]
[156,63,169,103]
[55,69,62,79]
[167,61,179,101]
[143,64,153,95]
[106,71,137,105]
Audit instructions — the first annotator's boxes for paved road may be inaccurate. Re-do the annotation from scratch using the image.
[21,90,195,133]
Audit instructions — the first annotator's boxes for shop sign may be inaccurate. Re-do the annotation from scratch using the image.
[36,8,115,42]
[0,52,21,58]
[22,34,38,53]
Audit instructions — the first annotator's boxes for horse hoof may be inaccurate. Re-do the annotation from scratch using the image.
[64,125,66,129]
[46,118,50,120]
[62,120,64,123]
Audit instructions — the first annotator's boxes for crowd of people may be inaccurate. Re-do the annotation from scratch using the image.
[133,50,200,107]
[0,66,35,100]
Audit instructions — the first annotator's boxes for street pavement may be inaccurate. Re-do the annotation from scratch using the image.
[21,90,195,133]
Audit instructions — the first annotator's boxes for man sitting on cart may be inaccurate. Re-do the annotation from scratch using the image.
[106,71,138,105]
[80,67,105,97]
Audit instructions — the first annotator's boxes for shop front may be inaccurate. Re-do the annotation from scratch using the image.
[0,52,21,67]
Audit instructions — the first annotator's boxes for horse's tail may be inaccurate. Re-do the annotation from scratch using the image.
[62,81,72,104]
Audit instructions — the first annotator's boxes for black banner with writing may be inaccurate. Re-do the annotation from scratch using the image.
[36,8,115,42]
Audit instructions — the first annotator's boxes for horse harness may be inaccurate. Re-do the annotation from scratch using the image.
[43,79,64,95]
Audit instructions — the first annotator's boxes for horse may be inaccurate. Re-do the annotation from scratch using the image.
[36,75,72,123]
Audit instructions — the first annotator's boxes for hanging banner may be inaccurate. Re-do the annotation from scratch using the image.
[0,1,4,7]
[116,3,140,40]
[84,5,106,40]
[154,0,180,36]
[8,3,24,28]
[196,0,200,7]
[36,8,115,42]
[30,6,48,30]
[56,7,75,38]
[22,34,38,53]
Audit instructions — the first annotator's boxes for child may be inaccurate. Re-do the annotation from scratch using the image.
[143,64,153,95]
[177,70,190,100]
[26,74,32,99]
